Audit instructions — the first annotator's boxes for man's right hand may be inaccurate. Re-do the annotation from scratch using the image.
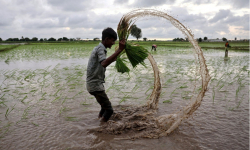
[118,39,126,51]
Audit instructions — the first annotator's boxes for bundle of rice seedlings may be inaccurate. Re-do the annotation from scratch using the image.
[125,44,148,67]
[115,57,130,73]
[115,16,148,73]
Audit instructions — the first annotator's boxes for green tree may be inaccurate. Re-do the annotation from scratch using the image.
[39,38,44,42]
[48,37,56,41]
[13,38,19,41]
[130,25,142,41]
[58,38,63,41]
[6,38,13,41]
[62,37,69,41]
[198,38,202,42]
[32,37,38,41]
[222,37,227,41]
[0,38,2,41]
[24,37,30,41]
[173,37,185,41]
[143,37,147,41]
[204,37,208,40]
[93,38,100,41]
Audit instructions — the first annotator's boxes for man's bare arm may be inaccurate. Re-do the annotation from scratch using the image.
[101,39,126,68]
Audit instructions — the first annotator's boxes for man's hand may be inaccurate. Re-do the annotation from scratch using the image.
[118,39,126,51]
[101,39,126,68]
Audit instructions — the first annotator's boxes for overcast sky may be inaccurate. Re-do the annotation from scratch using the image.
[0,0,249,40]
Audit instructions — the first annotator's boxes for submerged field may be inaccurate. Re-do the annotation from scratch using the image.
[0,41,249,149]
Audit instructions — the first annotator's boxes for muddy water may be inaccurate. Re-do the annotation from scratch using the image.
[0,47,249,150]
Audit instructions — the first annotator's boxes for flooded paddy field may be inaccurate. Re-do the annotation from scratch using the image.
[0,42,249,149]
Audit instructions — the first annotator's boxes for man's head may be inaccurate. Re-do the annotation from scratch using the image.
[102,27,117,49]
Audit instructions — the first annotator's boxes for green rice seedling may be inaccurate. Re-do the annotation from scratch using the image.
[0,101,7,107]
[236,86,240,98]
[236,94,245,109]
[65,117,78,121]
[0,94,5,100]
[5,104,16,118]
[81,102,91,105]
[218,83,225,91]
[21,95,28,103]
[32,122,39,126]
[0,122,12,139]
[62,97,68,104]
[53,88,62,96]
[119,92,129,104]
[160,91,167,98]
[181,91,192,99]
[72,91,84,99]
[131,84,139,92]
[170,88,178,96]
[212,88,215,103]
[22,106,32,119]
[164,78,173,86]
[119,94,129,104]
[228,106,235,111]
[3,89,10,92]
[163,99,172,104]
[39,132,48,138]
[179,85,188,88]
[52,96,61,103]
[145,85,154,94]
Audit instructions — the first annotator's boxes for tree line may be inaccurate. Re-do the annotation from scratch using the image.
[197,37,227,42]
[0,24,144,42]
[0,37,77,42]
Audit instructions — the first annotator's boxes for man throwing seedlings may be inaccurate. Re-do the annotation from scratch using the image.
[86,27,126,122]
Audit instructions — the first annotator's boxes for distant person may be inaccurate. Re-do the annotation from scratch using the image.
[151,44,157,51]
[225,41,230,57]
[86,27,126,122]
[225,41,230,48]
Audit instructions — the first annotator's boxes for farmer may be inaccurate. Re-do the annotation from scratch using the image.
[151,44,157,51]
[225,41,230,57]
[86,27,126,122]
[225,41,230,48]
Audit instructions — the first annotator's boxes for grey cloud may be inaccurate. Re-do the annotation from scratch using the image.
[231,0,249,8]
[183,0,213,5]
[137,26,184,39]
[0,1,16,26]
[64,12,123,30]
[113,0,129,5]
[22,18,61,29]
[184,0,248,9]
[47,0,89,12]
[132,0,176,7]
[0,0,248,40]
[222,0,249,9]
[68,15,88,25]
[209,10,231,23]
[223,14,249,30]
[0,13,15,26]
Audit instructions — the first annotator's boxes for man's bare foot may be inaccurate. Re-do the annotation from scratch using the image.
[98,114,102,119]
[100,117,108,122]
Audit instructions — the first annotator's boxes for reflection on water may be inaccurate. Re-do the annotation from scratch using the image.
[0,47,249,149]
